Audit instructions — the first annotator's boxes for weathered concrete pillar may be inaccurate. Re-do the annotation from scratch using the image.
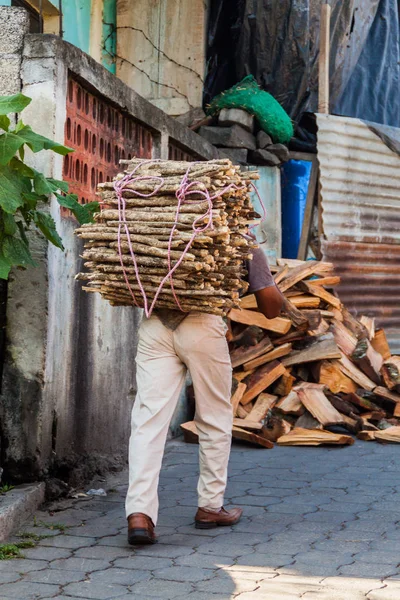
[0,8,48,481]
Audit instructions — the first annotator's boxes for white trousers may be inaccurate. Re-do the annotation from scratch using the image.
[125,313,233,525]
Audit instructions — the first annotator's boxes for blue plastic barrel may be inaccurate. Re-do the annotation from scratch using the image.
[281,159,312,258]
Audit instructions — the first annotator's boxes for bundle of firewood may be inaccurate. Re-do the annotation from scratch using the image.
[75,159,260,315]
[181,258,400,448]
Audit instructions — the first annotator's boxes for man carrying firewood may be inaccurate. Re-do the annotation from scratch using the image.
[125,246,283,545]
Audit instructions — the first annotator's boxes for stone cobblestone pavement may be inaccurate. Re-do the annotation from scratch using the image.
[2,439,400,599]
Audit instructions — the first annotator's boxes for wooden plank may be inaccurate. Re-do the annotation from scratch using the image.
[273,369,296,396]
[311,276,341,287]
[297,157,318,261]
[318,2,331,114]
[381,357,400,390]
[241,361,287,405]
[295,411,323,430]
[282,298,309,330]
[341,307,369,340]
[243,343,293,371]
[245,393,277,422]
[233,370,254,382]
[351,339,383,385]
[299,281,342,309]
[277,428,354,446]
[371,329,391,361]
[239,295,257,310]
[357,431,376,441]
[373,386,400,406]
[277,258,333,273]
[360,316,375,341]
[289,296,321,309]
[338,352,376,391]
[278,261,321,293]
[297,387,344,426]
[319,360,358,394]
[230,335,274,369]
[375,426,400,444]
[274,264,289,284]
[231,382,247,416]
[233,418,263,431]
[276,390,304,416]
[282,333,341,367]
[232,426,274,449]
[342,392,383,413]
[308,318,330,336]
[262,417,292,442]
[229,308,291,335]
[330,320,358,356]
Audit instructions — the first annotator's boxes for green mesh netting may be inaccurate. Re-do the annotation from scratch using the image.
[207,75,294,144]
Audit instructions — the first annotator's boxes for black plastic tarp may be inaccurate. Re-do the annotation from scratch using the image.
[205,0,400,127]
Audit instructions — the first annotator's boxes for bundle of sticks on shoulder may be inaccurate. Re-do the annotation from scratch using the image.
[182,258,400,448]
[75,158,260,314]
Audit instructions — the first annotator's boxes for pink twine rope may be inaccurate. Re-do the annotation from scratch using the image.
[113,160,245,317]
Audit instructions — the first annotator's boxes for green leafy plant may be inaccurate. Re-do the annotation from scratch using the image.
[0,93,99,280]
[0,540,36,560]
[0,483,15,494]
[35,520,69,533]
[17,532,50,542]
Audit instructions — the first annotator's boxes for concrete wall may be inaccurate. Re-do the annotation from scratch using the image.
[0,18,223,482]
[116,0,207,115]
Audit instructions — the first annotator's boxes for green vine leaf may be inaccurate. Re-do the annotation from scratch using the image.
[55,193,99,225]
[16,125,73,156]
[33,211,64,251]
[0,132,25,165]
[0,251,11,280]
[0,115,10,132]
[3,212,17,235]
[0,94,31,115]
[0,165,24,213]
[10,157,35,178]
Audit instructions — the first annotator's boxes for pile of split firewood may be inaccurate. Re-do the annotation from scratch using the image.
[181,258,400,448]
[75,159,260,315]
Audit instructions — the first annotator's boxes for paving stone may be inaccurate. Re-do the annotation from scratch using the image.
[0,572,20,584]
[74,545,132,560]
[50,557,111,572]
[234,552,294,569]
[131,544,191,559]
[41,535,97,549]
[153,566,210,582]
[23,569,86,585]
[196,541,255,558]
[113,555,173,570]
[89,567,149,585]
[130,578,193,597]
[338,562,398,578]
[175,553,234,569]
[0,582,60,599]
[353,551,400,565]
[195,574,264,594]
[367,583,400,599]
[62,581,128,599]
[0,558,47,573]
[20,546,72,561]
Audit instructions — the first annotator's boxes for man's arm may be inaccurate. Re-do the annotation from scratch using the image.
[246,245,284,319]
[255,285,284,319]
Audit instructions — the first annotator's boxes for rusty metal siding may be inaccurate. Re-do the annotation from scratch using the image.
[317,114,400,353]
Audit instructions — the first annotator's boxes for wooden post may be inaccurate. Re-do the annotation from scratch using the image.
[318,2,331,114]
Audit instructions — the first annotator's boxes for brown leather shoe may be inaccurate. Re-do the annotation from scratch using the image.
[195,506,243,529]
[127,513,157,545]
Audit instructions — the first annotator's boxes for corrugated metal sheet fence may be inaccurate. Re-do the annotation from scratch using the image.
[317,114,400,353]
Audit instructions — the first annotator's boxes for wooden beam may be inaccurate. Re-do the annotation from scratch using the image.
[297,157,318,261]
[318,2,331,114]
